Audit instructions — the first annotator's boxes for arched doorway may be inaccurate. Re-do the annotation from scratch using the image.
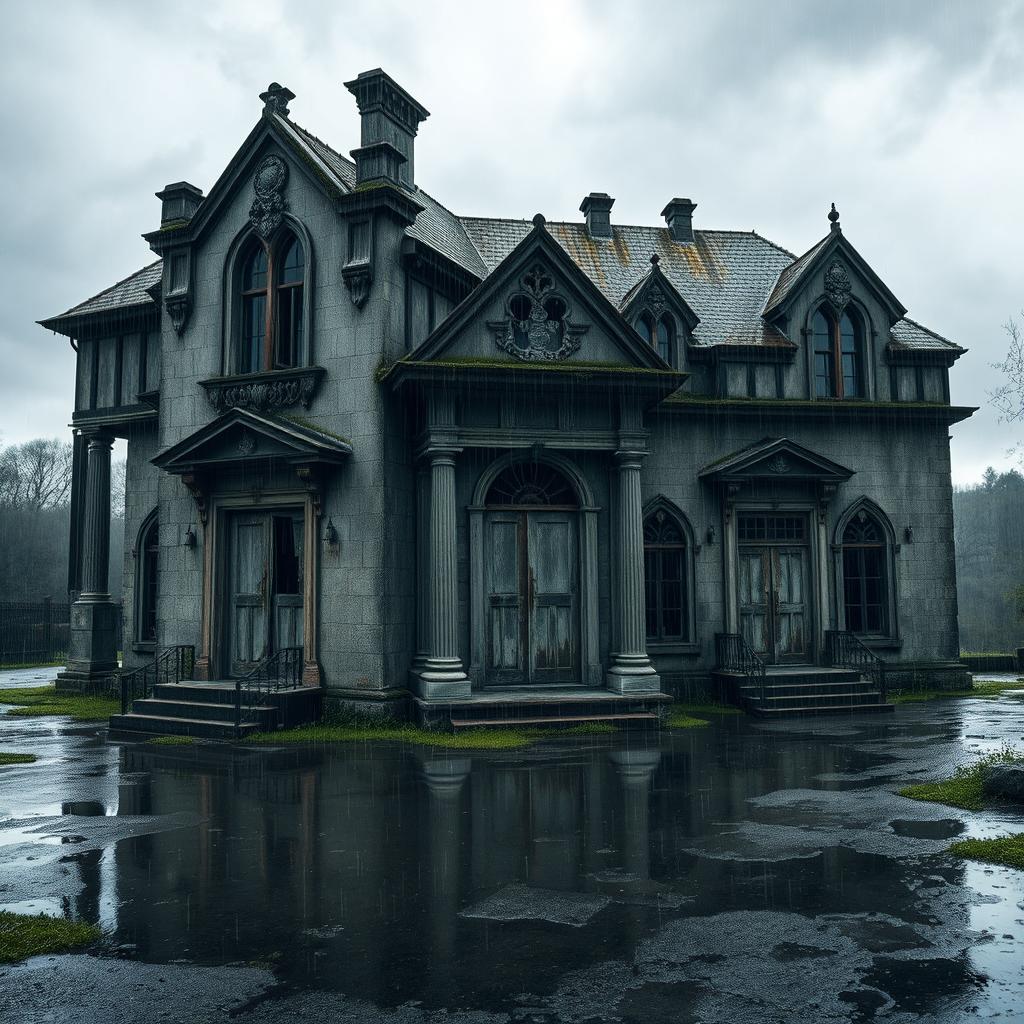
[480,459,581,686]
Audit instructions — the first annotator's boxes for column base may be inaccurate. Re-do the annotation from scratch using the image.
[606,654,662,695]
[414,658,472,701]
[59,599,119,692]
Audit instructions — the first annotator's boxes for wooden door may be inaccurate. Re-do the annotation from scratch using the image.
[738,549,770,658]
[527,512,577,683]
[485,513,525,683]
[228,513,269,675]
[270,513,304,651]
[737,545,809,663]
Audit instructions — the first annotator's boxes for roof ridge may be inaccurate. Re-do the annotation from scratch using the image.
[282,115,354,168]
[460,215,792,244]
[60,259,162,317]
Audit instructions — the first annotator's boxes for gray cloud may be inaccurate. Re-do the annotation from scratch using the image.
[2,0,1021,483]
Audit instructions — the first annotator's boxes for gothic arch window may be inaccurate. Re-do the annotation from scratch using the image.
[636,311,675,364]
[838,502,896,638]
[136,510,159,646]
[643,503,693,643]
[236,229,306,374]
[812,305,863,399]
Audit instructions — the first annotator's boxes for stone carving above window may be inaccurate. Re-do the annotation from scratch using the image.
[489,263,588,361]
[200,366,325,414]
[824,260,852,313]
[249,155,289,239]
[767,454,791,474]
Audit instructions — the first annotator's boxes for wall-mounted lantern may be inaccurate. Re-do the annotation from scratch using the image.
[904,525,914,544]
[706,525,716,546]
[324,517,339,550]
[184,526,197,549]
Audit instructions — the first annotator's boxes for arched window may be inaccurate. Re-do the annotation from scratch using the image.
[812,306,862,399]
[841,509,889,635]
[485,460,577,507]
[644,506,690,642]
[237,230,304,374]
[635,312,675,364]
[137,512,159,645]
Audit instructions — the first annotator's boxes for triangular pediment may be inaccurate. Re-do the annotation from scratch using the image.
[408,218,670,370]
[763,230,907,325]
[620,258,700,332]
[699,437,854,482]
[153,409,351,474]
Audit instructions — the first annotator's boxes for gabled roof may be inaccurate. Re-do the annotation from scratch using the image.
[699,437,854,482]
[762,228,907,322]
[153,408,351,474]
[406,216,670,371]
[618,255,701,331]
[39,261,161,335]
[889,317,964,353]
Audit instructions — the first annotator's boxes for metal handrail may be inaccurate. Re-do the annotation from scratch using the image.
[119,645,195,714]
[714,632,767,707]
[233,647,303,737]
[825,630,887,702]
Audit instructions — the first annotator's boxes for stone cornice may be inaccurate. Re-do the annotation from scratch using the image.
[199,366,325,414]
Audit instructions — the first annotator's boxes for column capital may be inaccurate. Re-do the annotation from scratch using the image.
[418,443,462,466]
[613,449,646,469]
[81,429,115,449]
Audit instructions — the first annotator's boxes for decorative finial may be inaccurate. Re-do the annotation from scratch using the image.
[650,253,660,267]
[260,82,295,117]
[828,202,841,232]
[532,213,546,229]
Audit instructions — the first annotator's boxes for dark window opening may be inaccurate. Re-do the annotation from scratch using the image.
[738,514,806,543]
[272,515,304,595]
[842,511,889,635]
[138,516,159,644]
[644,508,689,642]
[813,306,862,399]
[486,461,577,508]
[237,232,304,374]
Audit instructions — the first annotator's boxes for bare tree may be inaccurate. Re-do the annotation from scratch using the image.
[991,313,1024,463]
[110,457,126,520]
[0,438,74,510]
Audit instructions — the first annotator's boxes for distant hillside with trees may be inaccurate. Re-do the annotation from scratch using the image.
[953,468,1024,653]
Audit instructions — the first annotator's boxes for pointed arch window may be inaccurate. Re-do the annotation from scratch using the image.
[644,506,691,642]
[841,510,889,635]
[136,511,159,646]
[237,231,305,374]
[812,306,862,399]
[635,311,675,364]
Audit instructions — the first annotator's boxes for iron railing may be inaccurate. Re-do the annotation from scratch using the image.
[233,646,303,737]
[120,645,195,714]
[715,632,767,706]
[825,630,887,702]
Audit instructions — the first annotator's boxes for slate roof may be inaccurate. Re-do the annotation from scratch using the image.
[762,234,832,313]
[40,261,161,330]
[889,317,963,352]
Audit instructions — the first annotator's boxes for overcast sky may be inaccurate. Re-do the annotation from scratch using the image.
[2,0,1021,484]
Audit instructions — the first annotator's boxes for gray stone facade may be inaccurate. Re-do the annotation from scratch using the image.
[42,69,972,708]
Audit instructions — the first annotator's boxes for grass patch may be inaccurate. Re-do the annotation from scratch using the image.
[664,701,740,729]
[0,751,37,766]
[949,833,1024,871]
[0,685,118,722]
[899,746,1024,811]
[146,735,196,746]
[892,679,1024,704]
[0,660,64,670]
[0,911,101,964]
[248,713,622,750]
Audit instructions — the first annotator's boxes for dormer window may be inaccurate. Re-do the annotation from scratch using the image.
[636,311,675,364]
[238,231,305,374]
[812,306,862,399]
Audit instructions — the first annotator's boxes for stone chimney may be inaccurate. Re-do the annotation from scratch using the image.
[580,193,614,239]
[156,182,204,226]
[662,198,697,243]
[344,68,430,188]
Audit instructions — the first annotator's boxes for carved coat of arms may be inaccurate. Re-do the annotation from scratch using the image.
[823,260,852,312]
[249,155,289,239]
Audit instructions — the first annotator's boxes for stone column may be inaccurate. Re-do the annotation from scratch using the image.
[59,430,119,691]
[607,453,660,693]
[418,447,470,700]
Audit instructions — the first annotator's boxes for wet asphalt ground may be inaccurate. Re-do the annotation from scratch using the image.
[1,667,1023,1023]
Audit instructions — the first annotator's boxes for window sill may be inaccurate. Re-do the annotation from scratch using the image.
[647,640,701,656]
[199,366,325,414]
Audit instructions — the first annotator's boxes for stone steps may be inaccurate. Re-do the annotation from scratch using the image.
[715,666,893,716]
[108,712,264,740]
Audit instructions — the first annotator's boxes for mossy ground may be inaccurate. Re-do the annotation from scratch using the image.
[665,701,741,729]
[249,715,620,750]
[892,678,1024,704]
[949,833,1024,871]
[899,747,1024,811]
[146,735,196,746]
[0,911,101,963]
[0,751,37,766]
[0,686,118,722]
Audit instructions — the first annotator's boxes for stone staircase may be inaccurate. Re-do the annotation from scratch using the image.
[714,666,894,716]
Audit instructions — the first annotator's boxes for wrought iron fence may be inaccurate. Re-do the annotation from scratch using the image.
[714,632,767,706]
[234,647,304,737]
[0,599,71,666]
[825,630,887,702]
[120,645,195,714]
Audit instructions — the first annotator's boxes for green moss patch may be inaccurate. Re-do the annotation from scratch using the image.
[146,735,196,746]
[0,686,119,722]
[0,752,37,766]
[899,747,1024,811]
[948,833,1024,871]
[0,911,101,964]
[892,679,1024,704]
[664,701,740,729]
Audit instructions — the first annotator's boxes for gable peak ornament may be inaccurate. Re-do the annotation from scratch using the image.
[828,202,841,232]
[249,155,289,239]
[260,82,295,117]
[823,260,852,313]
[489,262,589,361]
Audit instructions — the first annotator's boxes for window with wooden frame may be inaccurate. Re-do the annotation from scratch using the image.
[636,311,675,364]
[238,232,305,374]
[812,306,862,399]
[643,507,690,642]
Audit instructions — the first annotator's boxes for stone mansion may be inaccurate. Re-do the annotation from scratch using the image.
[41,70,973,729]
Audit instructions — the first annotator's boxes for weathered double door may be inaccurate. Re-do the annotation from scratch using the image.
[485,511,578,685]
[225,510,304,676]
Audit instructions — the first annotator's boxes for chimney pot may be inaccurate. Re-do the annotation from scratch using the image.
[344,68,429,188]
[662,198,697,243]
[580,193,614,239]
